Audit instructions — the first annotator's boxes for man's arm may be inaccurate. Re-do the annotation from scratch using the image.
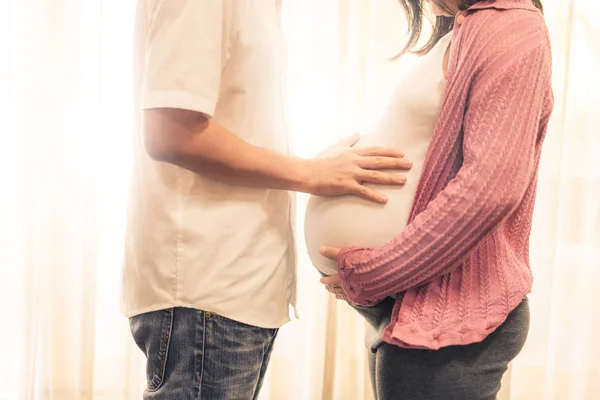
[144,108,411,203]
[138,1,410,202]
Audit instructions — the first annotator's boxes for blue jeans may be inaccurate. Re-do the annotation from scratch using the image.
[130,307,278,400]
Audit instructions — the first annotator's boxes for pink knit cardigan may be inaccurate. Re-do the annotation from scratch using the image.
[337,0,554,350]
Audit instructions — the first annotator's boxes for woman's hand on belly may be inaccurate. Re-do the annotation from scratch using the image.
[321,274,349,302]
[319,247,351,302]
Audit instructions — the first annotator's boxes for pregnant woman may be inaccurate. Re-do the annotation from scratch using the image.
[305,0,552,399]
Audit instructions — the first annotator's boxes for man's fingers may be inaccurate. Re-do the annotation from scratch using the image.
[357,171,407,185]
[349,184,388,204]
[315,133,361,158]
[337,132,360,148]
[354,146,404,158]
[357,155,412,170]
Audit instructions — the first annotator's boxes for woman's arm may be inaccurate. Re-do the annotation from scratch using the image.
[337,22,553,306]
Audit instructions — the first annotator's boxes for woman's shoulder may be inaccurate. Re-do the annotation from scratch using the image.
[469,5,546,31]
[459,5,550,65]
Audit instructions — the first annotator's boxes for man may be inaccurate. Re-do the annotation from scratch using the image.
[122,1,411,398]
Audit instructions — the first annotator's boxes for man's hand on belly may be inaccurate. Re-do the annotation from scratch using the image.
[307,134,412,204]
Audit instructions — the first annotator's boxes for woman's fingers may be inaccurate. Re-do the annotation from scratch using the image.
[320,247,341,262]
[321,273,352,303]
[326,285,347,298]
[322,276,349,301]
[320,273,342,286]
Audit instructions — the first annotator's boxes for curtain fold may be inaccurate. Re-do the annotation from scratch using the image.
[0,1,145,399]
[0,0,598,399]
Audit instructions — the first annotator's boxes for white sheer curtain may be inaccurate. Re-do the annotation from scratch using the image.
[0,1,145,399]
[0,1,598,399]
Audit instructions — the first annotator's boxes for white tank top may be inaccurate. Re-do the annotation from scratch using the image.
[304,33,452,276]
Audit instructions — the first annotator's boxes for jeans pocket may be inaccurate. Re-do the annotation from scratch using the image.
[129,308,174,392]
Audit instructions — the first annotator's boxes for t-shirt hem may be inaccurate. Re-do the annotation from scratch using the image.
[124,301,291,329]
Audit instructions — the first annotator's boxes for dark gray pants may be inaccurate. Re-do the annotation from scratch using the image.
[353,297,530,400]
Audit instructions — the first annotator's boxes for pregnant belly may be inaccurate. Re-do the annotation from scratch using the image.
[304,180,417,276]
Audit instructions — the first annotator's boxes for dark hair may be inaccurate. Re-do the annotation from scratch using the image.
[393,0,544,58]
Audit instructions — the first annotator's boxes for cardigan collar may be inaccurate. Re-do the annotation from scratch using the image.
[466,0,539,12]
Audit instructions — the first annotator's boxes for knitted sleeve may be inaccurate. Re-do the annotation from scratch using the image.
[337,18,553,306]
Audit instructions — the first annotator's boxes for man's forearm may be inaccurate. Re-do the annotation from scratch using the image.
[144,108,313,192]
[145,108,410,203]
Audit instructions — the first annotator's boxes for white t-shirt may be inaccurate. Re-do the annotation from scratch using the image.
[304,33,452,276]
[121,0,297,329]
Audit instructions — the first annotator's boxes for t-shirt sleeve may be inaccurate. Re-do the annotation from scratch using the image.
[140,0,227,117]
